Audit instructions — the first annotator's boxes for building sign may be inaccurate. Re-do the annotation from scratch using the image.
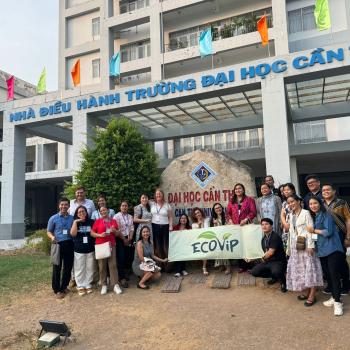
[8,47,347,123]
[161,150,256,219]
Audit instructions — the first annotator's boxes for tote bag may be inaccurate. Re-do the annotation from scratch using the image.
[95,242,112,259]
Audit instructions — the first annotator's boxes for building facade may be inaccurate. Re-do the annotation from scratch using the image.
[1,0,350,239]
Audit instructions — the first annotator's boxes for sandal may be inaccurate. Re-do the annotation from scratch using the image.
[137,283,150,290]
[304,298,317,307]
[297,295,308,301]
[202,267,209,276]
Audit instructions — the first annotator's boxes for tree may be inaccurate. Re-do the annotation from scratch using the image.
[65,118,161,211]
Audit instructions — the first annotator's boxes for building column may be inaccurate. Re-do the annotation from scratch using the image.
[100,22,114,91]
[150,4,162,81]
[0,119,26,239]
[290,156,300,194]
[58,0,67,90]
[271,0,289,55]
[72,112,95,177]
[262,77,292,185]
[35,144,43,172]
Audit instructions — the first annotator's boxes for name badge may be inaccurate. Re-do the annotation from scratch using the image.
[86,226,91,232]
[312,234,318,241]
[83,236,88,244]
[106,228,111,235]
[63,229,68,235]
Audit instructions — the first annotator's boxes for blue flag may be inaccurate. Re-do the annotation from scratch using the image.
[199,28,213,57]
[110,52,120,77]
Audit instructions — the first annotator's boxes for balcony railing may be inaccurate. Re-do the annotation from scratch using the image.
[167,8,272,52]
[119,0,149,14]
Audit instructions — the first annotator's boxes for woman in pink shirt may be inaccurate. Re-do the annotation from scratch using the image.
[226,183,257,272]
[91,206,123,295]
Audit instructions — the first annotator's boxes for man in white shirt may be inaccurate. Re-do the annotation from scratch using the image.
[69,186,96,218]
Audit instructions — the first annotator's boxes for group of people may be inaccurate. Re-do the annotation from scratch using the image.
[47,174,350,317]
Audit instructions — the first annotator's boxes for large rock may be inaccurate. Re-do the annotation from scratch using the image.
[161,150,256,220]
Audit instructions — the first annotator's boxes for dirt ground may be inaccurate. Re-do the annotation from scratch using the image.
[1,270,350,350]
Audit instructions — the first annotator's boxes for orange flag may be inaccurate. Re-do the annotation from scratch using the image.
[257,15,269,46]
[71,59,80,87]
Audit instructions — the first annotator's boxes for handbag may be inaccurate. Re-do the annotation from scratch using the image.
[296,235,306,251]
[95,242,112,259]
[50,242,60,266]
[140,257,161,272]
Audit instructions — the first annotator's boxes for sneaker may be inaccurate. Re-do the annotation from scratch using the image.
[101,285,108,295]
[340,287,349,296]
[114,284,122,295]
[323,297,335,307]
[182,270,189,276]
[334,302,344,316]
[322,286,332,295]
[174,273,181,278]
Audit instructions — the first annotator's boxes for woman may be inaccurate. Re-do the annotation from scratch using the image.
[307,196,344,316]
[280,183,297,248]
[172,214,191,277]
[211,203,231,275]
[134,194,153,242]
[132,226,168,289]
[226,183,256,272]
[150,189,173,262]
[286,195,323,306]
[91,194,115,220]
[256,183,282,234]
[70,205,95,296]
[114,201,134,288]
[91,206,123,295]
[191,207,211,275]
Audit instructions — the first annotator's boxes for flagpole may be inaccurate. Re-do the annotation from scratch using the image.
[160,0,165,81]
[211,53,214,70]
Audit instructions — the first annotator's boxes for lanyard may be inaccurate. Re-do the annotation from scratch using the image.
[156,203,164,214]
[122,213,130,227]
[264,233,272,252]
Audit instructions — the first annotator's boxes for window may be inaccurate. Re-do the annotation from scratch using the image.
[237,130,246,149]
[215,133,224,150]
[204,135,212,149]
[92,17,100,38]
[226,132,234,149]
[248,129,259,147]
[194,136,202,150]
[92,59,100,78]
[120,41,151,63]
[288,6,317,34]
[183,138,192,153]
[294,121,327,144]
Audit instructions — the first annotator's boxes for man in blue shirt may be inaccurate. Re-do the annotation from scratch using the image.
[47,197,74,299]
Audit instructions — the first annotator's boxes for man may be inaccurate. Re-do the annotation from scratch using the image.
[322,183,350,295]
[264,175,279,196]
[251,218,287,293]
[68,186,96,218]
[47,197,74,299]
[303,174,322,211]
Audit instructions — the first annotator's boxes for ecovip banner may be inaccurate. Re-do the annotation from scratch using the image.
[169,225,264,261]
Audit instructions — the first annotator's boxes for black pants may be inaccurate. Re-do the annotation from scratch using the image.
[115,238,134,280]
[174,261,186,274]
[251,260,286,284]
[320,251,344,302]
[152,223,169,259]
[52,240,74,294]
[238,259,254,271]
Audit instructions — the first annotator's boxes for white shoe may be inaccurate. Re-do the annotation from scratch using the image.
[334,302,344,316]
[114,284,122,295]
[174,273,181,278]
[101,285,108,295]
[182,270,189,276]
[323,297,335,307]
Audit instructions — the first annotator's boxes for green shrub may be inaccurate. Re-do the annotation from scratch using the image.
[25,229,51,255]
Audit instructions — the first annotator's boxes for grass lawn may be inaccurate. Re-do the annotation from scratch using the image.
[0,251,51,304]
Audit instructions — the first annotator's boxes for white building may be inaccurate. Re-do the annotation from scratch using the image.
[1,0,350,239]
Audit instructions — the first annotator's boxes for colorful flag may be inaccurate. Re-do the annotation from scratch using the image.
[71,59,80,87]
[199,28,213,58]
[6,76,14,100]
[110,52,120,77]
[257,15,269,46]
[314,0,331,31]
[37,67,46,94]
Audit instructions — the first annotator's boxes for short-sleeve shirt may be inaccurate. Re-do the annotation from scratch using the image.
[73,218,95,254]
[92,218,118,246]
[68,199,96,218]
[150,202,171,225]
[47,213,74,242]
[114,212,134,237]
[262,231,286,263]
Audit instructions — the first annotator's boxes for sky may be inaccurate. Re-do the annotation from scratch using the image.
[0,0,58,91]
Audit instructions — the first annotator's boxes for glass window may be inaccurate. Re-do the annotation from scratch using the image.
[248,129,259,147]
[215,133,224,150]
[194,136,202,150]
[204,134,212,149]
[288,6,317,33]
[226,132,234,149]
[92,17,100,38]
[92,59,100,78]
[237,130,246,149]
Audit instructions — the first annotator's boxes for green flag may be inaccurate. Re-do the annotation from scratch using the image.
[37,67,46,94]
[314,0,331,31]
